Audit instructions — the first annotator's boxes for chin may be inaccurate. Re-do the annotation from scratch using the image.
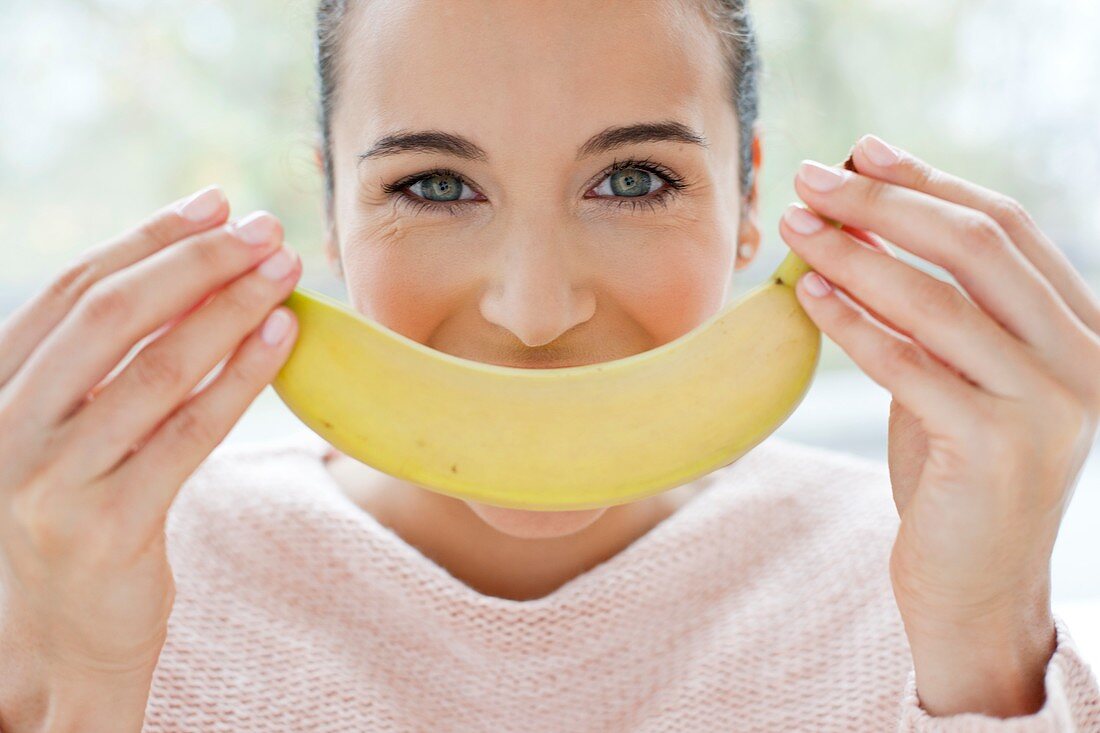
[464,501,607,539]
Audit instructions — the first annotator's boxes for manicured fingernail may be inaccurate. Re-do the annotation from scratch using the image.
[783,204,825,235]
[798,161,848,192]
[259,246,295,280]
[801,272,833,297]
[261,309,291,346]
[232,211,279,246]
[860,134,901,167]
[176,185,225,223]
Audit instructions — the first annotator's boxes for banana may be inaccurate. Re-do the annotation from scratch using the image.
[272,248,821,510]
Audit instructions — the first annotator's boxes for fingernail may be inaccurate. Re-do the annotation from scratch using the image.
[798,161,848,192]
[259,246,295,280]
[783,204,825,235]
[231,211,279,246]
[176,185,225,223]
[860,134,901,167]
[261,309,291,346]
[801,271,833,297]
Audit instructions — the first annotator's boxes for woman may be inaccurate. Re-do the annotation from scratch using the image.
[1,0,1098,730]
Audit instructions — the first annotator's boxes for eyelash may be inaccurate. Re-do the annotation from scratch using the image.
[379,156,689,216]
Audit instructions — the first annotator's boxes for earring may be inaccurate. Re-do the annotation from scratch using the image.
[738,241,754,260]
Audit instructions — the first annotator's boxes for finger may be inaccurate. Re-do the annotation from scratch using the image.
[4,211,286,429]
[0,185,229,389]
[850,134,1100,336]
[59,245,301,480]
[85,292,218,404]
[106,306,298,524]
[793,159,1086,359]
[792,268,991,440]
[838,154,897,257]
[841,223,898,259]
[780,204,1047,400]
[801,175,917,337]
[830,156,901,259]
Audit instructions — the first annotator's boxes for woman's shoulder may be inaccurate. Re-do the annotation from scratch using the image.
[722,433,892,505]
[701,434,899,549]
[743,433,890,479]
[208,429,332,463]
[168,429,339,524]
[181,429,331,485]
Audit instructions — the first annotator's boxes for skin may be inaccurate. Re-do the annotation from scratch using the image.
[314,0,763,602]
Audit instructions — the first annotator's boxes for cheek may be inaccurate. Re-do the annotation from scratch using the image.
[340,209,482,336]
[592,210,734,343]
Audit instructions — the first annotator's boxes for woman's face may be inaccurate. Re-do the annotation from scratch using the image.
[320,0,762,539]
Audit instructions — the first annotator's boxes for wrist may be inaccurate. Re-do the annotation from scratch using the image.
[1,617,160,733]
[1,662,155,733]
[902,605,1057,718]
[894,567,1054,641]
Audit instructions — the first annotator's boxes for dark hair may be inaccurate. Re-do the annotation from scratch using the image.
[314,0,760,225]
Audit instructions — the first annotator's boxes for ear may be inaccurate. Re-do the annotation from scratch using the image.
[314,140,343,280]
[322,214,343,281]
[734,126,763,272]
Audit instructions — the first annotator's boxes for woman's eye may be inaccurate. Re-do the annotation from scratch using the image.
[406,173,479,202]
[385,163,681,215]
[591,168,667,198]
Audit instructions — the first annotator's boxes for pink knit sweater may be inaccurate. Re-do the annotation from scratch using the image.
[143,429,1100,731]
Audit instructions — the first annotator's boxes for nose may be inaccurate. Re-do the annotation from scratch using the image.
[479,224,596,348]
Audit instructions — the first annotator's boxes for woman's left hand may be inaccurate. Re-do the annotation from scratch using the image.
[778,134,1100,717]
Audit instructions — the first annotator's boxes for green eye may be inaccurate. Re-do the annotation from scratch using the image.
[607,168,654,197]
[412,173,469,202]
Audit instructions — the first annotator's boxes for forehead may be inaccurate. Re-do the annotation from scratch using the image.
[333,0,736,160]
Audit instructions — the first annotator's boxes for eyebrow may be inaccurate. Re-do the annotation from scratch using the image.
[356,120,708,165]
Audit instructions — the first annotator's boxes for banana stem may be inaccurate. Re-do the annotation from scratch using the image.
[773,249,813,288]
[773,193,847,288]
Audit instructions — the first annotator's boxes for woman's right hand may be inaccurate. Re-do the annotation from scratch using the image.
[0,184,301,689]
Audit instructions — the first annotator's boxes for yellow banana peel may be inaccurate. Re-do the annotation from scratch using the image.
[272,248,821,510]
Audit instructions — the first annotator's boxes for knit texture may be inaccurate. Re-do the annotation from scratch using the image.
[142,430,1100,732]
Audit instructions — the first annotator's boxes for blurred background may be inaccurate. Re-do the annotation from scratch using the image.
[2,0,1098,664]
